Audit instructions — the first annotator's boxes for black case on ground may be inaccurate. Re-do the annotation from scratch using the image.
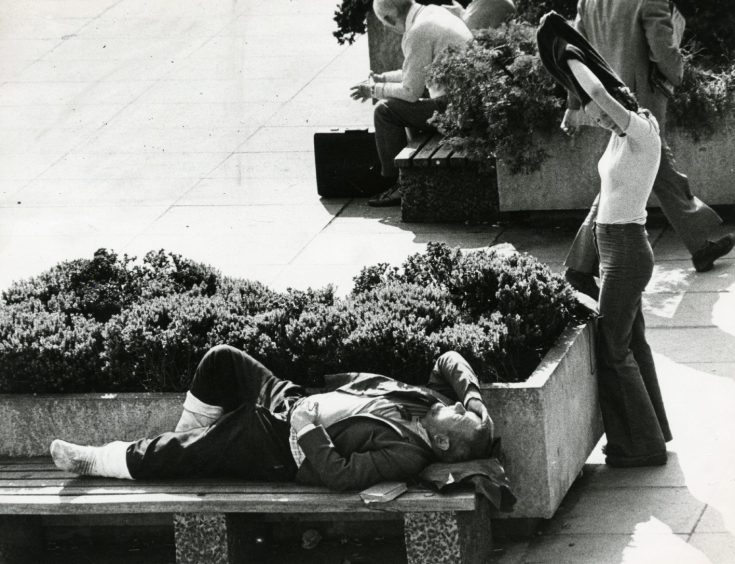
[314,128,381,197]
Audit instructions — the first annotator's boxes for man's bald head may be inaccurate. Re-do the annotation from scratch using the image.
[373,0,414,34]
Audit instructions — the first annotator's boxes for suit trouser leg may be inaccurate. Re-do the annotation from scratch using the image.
[595,224,667,458]
[652,140,723,255]
[374,97,445,178]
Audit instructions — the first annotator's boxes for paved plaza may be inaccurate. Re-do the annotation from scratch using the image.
[1,0,734,562]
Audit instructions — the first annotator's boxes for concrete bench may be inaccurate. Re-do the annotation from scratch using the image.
[0,457,493,564]
[395,132,499,223]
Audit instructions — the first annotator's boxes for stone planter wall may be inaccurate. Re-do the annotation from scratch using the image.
[497,117,735,211]
[0,392,183,457]
[481,322,603,519]
[1,323,601,521]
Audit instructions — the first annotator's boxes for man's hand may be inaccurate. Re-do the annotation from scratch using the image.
[291,400,320,433]
[466,397,490,425]
[561,109,585,137]
[350,81,372,102]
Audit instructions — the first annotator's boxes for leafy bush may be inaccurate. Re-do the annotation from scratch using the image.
[429,20,565,173]
[0,245,591,392]
[669,60,735,140]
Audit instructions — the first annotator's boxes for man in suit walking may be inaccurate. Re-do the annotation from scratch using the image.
[51,344,493,491]
[563,0,733,295]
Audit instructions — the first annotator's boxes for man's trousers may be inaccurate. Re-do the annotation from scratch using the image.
[374,96,447,178]
[126,345,305,481]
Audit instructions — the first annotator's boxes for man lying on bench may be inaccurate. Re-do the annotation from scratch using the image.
[51,345,494,491]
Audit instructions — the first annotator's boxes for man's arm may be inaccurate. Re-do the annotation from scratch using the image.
[424,351,491,423]
[372,23,432,102]
[296,421,430,491]
[641,0,684,86]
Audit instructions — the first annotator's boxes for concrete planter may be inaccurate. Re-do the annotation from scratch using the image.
[367,11,403,74]
[481,322,603,519]
[497,116,735,211]
[0,392,183,457]
[0,323,600,521]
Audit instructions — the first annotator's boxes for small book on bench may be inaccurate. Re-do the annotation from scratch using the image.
[360,482,407,504]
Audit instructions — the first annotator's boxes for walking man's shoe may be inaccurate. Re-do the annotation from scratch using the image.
[691,233,735,272]
[368,185,402,207]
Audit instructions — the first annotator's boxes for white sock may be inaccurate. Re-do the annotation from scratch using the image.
[95,441,134,480]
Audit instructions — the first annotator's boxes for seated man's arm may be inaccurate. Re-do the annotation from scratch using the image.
[372,25,431,102]
[375,70,403,83]
[297,423,429,491]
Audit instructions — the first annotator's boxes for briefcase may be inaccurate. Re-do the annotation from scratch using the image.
[314,128,381,197]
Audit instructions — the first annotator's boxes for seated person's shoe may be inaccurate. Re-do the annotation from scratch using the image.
[564,268,599,300]
[692,234,735,273]
[361,167,398,196]
[368,185,402,207]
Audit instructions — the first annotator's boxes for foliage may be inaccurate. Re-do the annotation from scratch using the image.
[676,0,735,70]
[514,0,575,24]
[669,59,735,141]
[429,21,566,173]
[0,245,592,393]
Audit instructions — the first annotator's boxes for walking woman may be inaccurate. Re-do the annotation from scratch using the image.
[537,12,672,467]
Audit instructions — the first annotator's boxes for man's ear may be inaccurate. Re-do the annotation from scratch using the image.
[432,433,450,452]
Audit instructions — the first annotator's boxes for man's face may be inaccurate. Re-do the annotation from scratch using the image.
[423,402,482,442]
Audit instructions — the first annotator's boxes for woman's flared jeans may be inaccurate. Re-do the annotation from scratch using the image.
[595,223,672,458]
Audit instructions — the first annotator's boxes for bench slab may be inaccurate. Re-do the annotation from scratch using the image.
[0,458,492,564]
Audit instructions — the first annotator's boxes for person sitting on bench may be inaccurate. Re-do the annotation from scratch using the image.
[51,344,494,491]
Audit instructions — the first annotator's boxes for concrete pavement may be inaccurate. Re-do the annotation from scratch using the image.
[1,0,734,562]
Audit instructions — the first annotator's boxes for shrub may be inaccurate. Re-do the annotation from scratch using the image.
[0,300,105,392]
[669,60,735,141]
[0,245,591,392]
[429,21,566,173]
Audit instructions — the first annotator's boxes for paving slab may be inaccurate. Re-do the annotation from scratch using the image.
[506,532,704,564]
[688,533,735,564]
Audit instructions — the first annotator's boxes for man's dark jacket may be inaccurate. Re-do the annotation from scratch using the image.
[294,351,484,490]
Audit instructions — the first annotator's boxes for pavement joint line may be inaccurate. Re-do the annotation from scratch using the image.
[0,0,128,89]
[688,504,709,540]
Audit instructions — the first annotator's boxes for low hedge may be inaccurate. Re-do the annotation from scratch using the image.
[0,244,592,393]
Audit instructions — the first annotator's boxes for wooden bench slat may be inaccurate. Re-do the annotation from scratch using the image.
[395,132,433,168]
[431,142,453,167]
[0,490,475,515]
[411,134,444,167]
